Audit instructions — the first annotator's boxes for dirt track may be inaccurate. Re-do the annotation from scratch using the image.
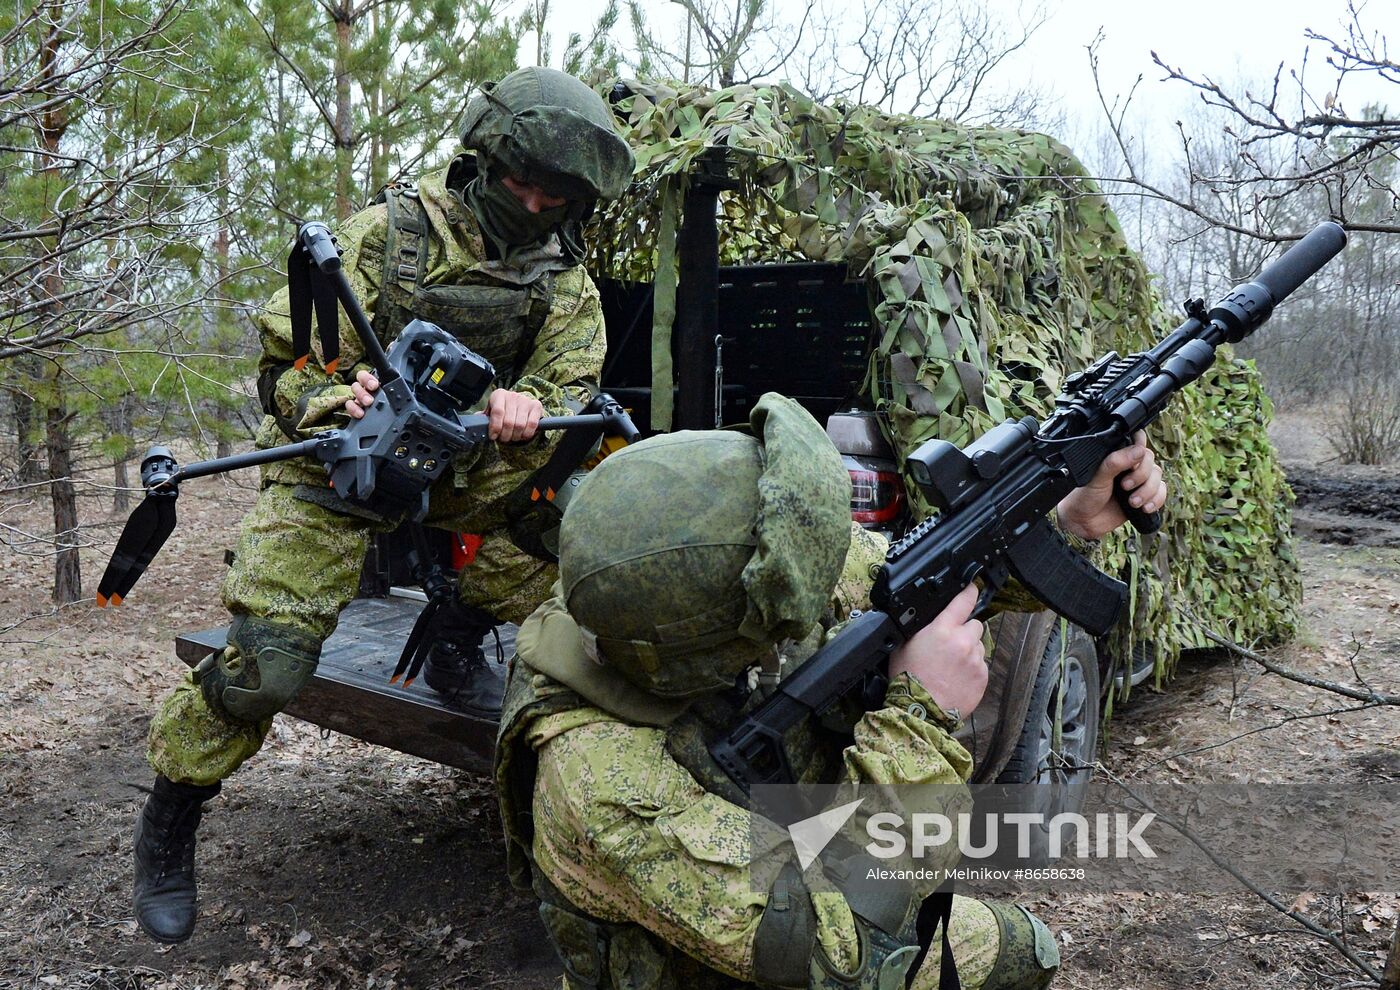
[1,428,1398,989]
[1288,465,1400,548]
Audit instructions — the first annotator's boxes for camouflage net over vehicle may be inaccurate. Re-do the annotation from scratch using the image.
[585,80,1300,687]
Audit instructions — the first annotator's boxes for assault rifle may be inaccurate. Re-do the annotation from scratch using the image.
[712,221,1347,791]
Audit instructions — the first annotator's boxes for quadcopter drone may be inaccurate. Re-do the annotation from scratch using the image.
[97,221,638,683]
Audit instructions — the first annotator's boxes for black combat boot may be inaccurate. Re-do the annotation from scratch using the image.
[421,601,504,717]
[132,776,220,943]
[423,638,505,716]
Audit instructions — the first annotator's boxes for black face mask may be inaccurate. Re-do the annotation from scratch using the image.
[465,175,570,258]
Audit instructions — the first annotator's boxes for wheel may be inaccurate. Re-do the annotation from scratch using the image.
[991,621,1102,862]
[998,621,1101,787]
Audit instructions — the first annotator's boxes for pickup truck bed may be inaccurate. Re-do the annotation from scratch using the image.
[174,594,508,774]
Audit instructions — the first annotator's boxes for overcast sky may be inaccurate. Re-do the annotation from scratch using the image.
[543,0,1397,139]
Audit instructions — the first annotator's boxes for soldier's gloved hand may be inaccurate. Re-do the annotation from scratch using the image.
[1056,429,1167,540]
[344,369,380,419]
[486,388,545,442]
[888,582,987,714]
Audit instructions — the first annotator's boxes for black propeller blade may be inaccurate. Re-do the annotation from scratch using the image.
[288,239,313,372]
[97,447,180,606]
[389,522,459,687]
[287,228,342,374]
[528,393,639,503]
[390,598,442,687]
[97,494,177,607]
[310,264,341,375]
[529,422,605,504]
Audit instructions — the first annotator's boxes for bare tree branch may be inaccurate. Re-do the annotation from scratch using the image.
[1183,609,1400,707]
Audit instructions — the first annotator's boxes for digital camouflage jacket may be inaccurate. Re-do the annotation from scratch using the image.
[490,523,1019,985]
[251,157,608,491]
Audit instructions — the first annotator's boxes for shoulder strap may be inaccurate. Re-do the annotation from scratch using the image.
[375,185,427,340]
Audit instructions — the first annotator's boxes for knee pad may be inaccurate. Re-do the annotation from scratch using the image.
[982,902,1060,990]
[797,854,922,990]
[195,615,321,725]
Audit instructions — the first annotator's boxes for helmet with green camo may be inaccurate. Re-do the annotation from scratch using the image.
[558,393,852,698]
[460,66,634,204]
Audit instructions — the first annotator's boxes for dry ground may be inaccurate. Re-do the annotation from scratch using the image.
[1,415,1396,989]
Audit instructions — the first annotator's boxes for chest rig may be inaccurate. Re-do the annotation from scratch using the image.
[373,176,558,389]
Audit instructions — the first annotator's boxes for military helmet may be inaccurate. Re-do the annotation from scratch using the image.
[558,393,852,698]
[460,66,634,203]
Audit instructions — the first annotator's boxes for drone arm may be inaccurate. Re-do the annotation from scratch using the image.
[538,403,640,442]
[328,264,398,383]
[166,435,338,487]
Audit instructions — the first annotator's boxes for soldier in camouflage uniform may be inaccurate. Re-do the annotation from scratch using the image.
[130,67,635,944]
[495,393,1165,989]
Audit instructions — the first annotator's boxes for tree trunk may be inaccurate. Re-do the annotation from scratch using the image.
[13,383,45,485]
[368,3,384,193]
[334,3,354,220]
[1381,920,1400,990]
[112,397,131,513]
[535,0,549,65]
[212,153,237,460]
[47,390,81,603]
[39,2,80,603]
[113,454,130,512]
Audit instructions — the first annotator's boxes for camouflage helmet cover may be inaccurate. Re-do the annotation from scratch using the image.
[460,66,635,202]
[559,393,851,698]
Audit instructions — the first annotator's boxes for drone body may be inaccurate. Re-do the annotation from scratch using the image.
[317,320,497,521]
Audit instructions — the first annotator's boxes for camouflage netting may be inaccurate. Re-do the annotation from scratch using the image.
[584,80,1301,687]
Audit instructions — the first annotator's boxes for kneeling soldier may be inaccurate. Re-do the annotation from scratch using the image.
[495,393,1164,988]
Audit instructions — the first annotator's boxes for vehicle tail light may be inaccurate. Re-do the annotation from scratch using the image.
[849,468,905,525]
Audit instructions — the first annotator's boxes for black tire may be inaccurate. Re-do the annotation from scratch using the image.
[991,621,1101,863]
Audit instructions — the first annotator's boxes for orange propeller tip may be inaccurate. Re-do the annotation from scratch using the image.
[530,488,541,502]
[95,594,108,607]
[111,594,124,606]
[388,674,402,685]
[402,677,416,688]
[293,355,310,371]
[324,358,340,375]
[545,488,556,501]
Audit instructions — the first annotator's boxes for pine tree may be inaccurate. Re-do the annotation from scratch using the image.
[235,0,520,223]
[1,0,250,601]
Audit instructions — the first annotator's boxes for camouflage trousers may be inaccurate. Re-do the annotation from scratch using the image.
[148,452,555,786]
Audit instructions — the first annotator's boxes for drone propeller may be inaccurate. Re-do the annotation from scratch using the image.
[389,523,459,687]
[96,496,177,606]
[527,394,640,502]
[96,448,180,607]
[311,264,341,375]
[96,437,335,609]
[288,225,343,376]
[528,420,605,504]
[390,596,443,687]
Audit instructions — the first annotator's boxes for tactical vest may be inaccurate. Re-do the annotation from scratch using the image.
[374,161,567,388]
[495,608,842,990]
